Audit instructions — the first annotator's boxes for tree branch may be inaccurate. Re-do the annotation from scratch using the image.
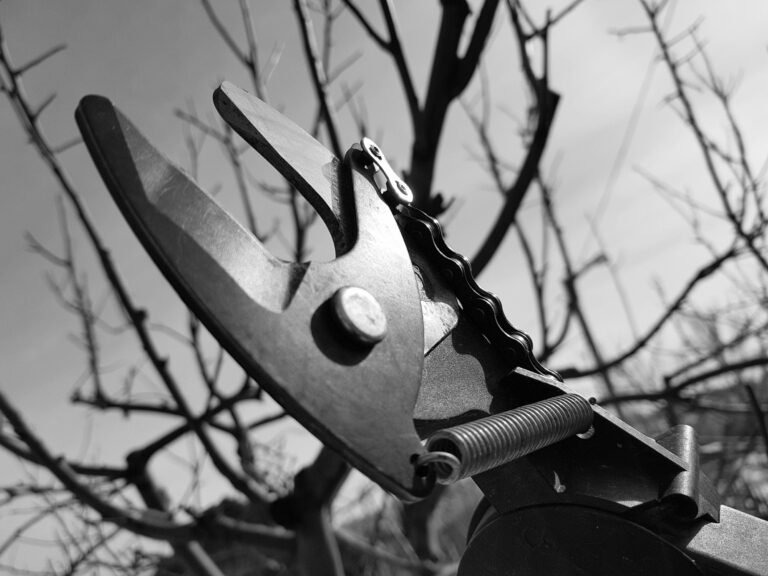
[559,243,741,378]
[470,1,560,275]
[293,0,343,158]
[379,0,420,129]
[0,390,295,559]
[640,0,768,272]
[600,356,768,405]
[454,0,500,94]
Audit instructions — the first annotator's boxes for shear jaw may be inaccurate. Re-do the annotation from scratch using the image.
[76,86,434,500]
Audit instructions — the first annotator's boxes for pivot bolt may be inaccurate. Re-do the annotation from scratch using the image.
[331,286,387,345]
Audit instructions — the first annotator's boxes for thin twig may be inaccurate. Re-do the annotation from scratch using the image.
[0,390,295,557]
[293,0,343,157]
[559,243,741,378]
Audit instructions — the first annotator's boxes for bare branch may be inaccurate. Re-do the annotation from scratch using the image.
[601,356,768,405]
[0,497,78,558]
[470,2,560,274]
[238,0,269,99]
[327,50,362,84]
[549,0,586,27]
[247,410,287,431]
[454,0,500,94]
[640,0,768,272]
[461,83,556,356]
[341,0,388,48]
[536,178,624,408]
[30,92,55,120]
[379,0,420,128]
[51,137,83,155]
[132,470,226,576]
[1,24,255,503]
[408,0,469,208]
[176,108,264,240]
[587,218,640,340]
[199,0,249,65]
[175,109,227,143]
[293,0,343,158]
[559,243,742,379]
[13,44,66,76]
[0,433,126,482]
[0,390,295,558]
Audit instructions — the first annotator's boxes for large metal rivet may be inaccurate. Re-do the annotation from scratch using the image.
[331,286,388,345]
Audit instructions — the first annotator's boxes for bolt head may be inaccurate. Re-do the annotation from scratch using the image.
[331,286,387,345]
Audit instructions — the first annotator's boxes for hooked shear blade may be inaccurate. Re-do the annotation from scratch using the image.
[75,92,430,499]
[214,81,351,253]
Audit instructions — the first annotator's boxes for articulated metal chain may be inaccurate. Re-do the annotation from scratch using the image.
[357,138,559,377]
[396,204,562,382]
[359,138,570,486]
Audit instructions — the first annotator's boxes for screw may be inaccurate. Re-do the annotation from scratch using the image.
[331,286,387,345]
[369,145,382,159]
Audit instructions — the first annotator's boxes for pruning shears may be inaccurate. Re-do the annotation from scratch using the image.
[75,82,768,576]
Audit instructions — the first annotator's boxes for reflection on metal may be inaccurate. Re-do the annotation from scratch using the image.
[656,425,719,521]
[331,286,388,345]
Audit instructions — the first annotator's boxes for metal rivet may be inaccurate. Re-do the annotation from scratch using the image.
[391,180,413,204]
[331,286,387,345]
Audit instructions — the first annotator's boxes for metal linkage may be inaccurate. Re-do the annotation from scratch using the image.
[359,139,559,381]
[397,205,562,381]
[422,394,594,484]
[360,137,414,206]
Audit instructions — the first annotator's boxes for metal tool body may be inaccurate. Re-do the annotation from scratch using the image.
[76,88,430,499]
[76,83,768,575]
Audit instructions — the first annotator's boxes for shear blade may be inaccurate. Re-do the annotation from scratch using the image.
[214,81,351,253]
[75,93,429,499]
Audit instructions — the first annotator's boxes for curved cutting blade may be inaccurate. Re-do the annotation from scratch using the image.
[214,81,352,253]
[75,94,429,499]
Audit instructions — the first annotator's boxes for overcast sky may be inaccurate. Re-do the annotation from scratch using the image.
[0,0,767,557]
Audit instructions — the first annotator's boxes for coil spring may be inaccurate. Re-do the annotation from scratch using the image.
[422,394,594,484]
